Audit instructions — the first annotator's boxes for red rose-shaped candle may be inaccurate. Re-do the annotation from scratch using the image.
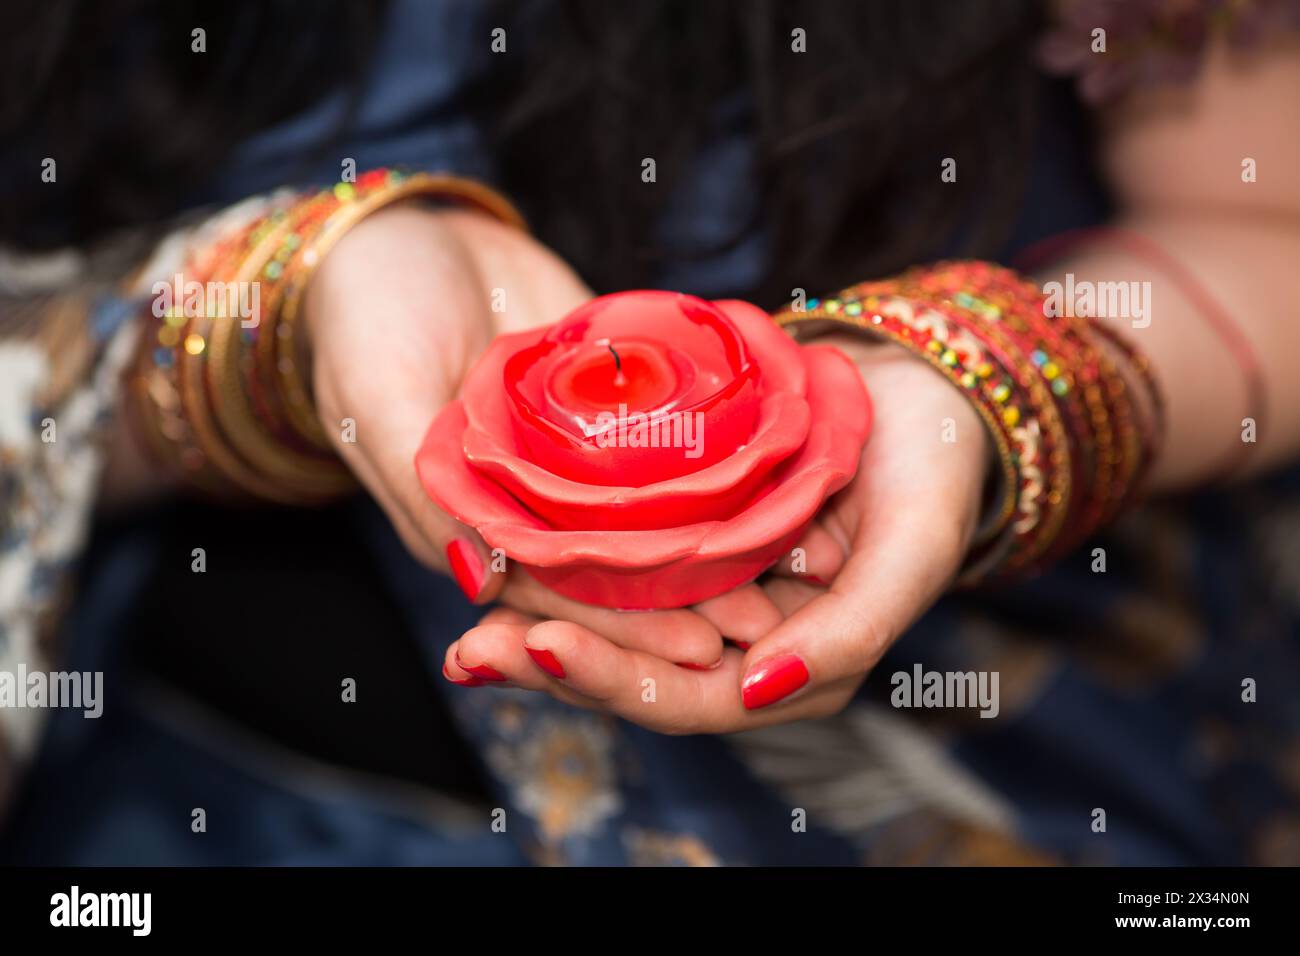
[417,290,871,609]
[503,294,758,484]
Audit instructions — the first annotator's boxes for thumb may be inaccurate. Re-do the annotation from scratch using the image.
[739,510,966,711]
[444,523,507,605]
[350,436,508,606]
[326,386,508,606]
[402,444,506,604]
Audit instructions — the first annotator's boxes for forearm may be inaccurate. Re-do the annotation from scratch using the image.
[1040,212,1300,490]
[1053,35,1300,491]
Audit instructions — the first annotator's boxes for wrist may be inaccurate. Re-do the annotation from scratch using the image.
[820,332,995,467]
[773,263,1164,580]
[819,331,994,546]
[305,203,461,336]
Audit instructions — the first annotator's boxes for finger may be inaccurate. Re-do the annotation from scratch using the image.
[398,444,507,605]
[691,583,784,645]
[761,576,825,618]
[333,398,507,605]
[344,444,443,568]
[521,619,860,733]
[442,644,491,687]
[448,614,594,709]
[335,357,507,606]
[521,619,743,732]
[736,504,966,712]
[502,572,724,667]
[443,608,533,685]
[767,519,849,585]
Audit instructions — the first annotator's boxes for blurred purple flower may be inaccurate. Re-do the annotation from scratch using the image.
[1039,0,1300,104]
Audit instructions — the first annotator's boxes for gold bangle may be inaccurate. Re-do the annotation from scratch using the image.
[175,302,293,500]
[203,207,355,500]
[169,202,314,500]
[130,170,526,503]
[269,172,527,450]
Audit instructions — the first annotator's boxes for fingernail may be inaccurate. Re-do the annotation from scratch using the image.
[741,653,809,710]
[446,538,486,602]
[805,575,830,587]
[455,651,507,682]
[525,645,566,679]
[678,656,724,671]
[733,641,753,651]
[442,663,486,687]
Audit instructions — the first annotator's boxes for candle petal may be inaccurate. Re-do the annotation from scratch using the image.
[464,390,810,530]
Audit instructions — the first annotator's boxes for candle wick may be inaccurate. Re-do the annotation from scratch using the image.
[607,342,627,385]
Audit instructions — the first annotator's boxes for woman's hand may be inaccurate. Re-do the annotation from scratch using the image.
[306,204,728,666]
[444,336,993,731]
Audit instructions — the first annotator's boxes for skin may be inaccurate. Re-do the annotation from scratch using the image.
[104,37,1300,733]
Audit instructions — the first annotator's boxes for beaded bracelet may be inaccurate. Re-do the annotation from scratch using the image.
[772,260,1165,581]
[127,168,526,503]
[887,262,1150,566]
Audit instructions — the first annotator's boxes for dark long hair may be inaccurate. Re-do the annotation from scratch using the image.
[1,0,1044,304]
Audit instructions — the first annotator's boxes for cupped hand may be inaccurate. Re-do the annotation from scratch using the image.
[445,336,993,732]
[305,204,729,665]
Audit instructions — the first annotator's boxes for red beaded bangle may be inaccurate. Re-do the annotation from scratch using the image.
[772,260,1166,580]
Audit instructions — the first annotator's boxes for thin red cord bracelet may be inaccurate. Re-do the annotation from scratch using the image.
[1014,225,1266,483]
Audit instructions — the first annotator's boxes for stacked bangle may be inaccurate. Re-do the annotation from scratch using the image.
[126,168,525,503]
[771,261,1165,581]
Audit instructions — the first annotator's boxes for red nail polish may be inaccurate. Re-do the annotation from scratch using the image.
[678,657,723,671]
[446,538,486,602]
[733,641,753,651]
[741,653,809,710]
[806,575,830,587]
[442,663,485,687]
[455,652,507,682]
[525,645,566,679]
